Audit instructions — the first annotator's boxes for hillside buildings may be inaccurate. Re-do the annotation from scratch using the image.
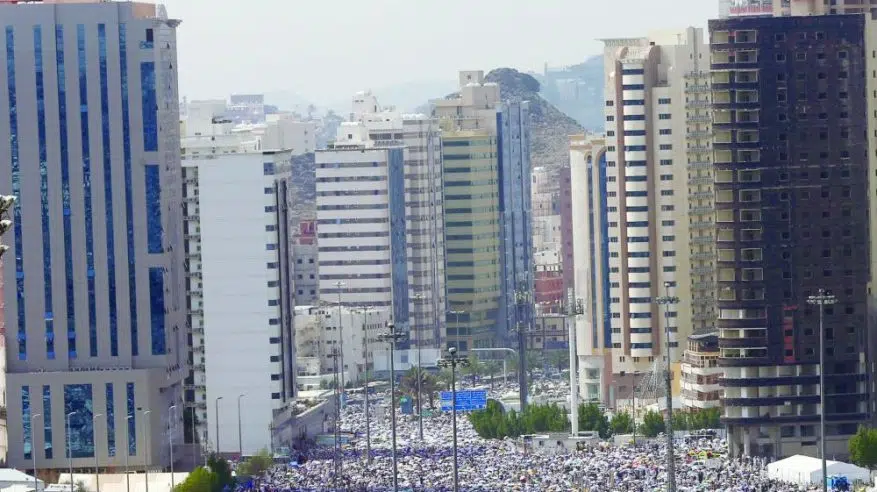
[0,0,185,470]
[710,13,872,459]
[433,71,533,352]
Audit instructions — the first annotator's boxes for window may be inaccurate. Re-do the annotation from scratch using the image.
[263,162,275,175]
[658,98,671,104]
[606,115,615,121]
[660,159,672,166]
[659,129,672,135]
[659,144,672,150]
[606,100,614,106]
[148,268,166,355]
[140,62,158,151]
[660,174,673,181]
[145,166,163,254]
[776,53,786,62]
[660,190,674,196]
[658,114,671,120]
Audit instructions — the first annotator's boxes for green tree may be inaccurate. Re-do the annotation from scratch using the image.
[849,426,877,469]
[462,354,484,382]
[610,411,634,435]
[639,410,666,438]
[74,482,90,492]
[577,403,609,438]
[525,351,541,380]
[174,467,217,492]
[547,350,570,374]
[206,454,234,492]
[483,360,502,388]
[236,448,274,477]
[673,411,689,431]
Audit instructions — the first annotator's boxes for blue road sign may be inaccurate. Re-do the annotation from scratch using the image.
[440,390,487,412]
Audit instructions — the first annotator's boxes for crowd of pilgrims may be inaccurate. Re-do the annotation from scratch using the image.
[238,387,837,491]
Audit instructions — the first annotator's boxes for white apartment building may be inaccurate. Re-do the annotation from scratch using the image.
[181,118,295,455]
[680,332,722,409]
[718,0,874,18]
[293,305,390,390]
[350,91,446,350]
[567,135,612,405]
[601,29,708,378]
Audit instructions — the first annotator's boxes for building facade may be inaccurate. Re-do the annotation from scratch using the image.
[180,145,294,455]
[0,0,185,470]
[315,124,413,356]
[680,332,722,409]
[601,30,708,379]
[710,14,871,459]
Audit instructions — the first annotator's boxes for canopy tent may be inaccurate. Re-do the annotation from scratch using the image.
[766,454,870,486]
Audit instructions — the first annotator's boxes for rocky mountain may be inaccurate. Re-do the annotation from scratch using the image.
[483,68,585,173]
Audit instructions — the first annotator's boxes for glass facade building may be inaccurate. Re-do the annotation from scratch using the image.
[0,1,185,471]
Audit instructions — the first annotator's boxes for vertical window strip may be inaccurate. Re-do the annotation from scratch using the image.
[126,382,135,455]
[34,26,55,360]
[22,386,31,460]
[149,267,166,355]
[105,383,115,457]
[55,25,76,359]
[144,164,162,253]
[98,24,118,357]
[119,23,137,357]
[141,61,158,151]
[6,26,26,361]
[42,385,53,459]
[77,24,97,357]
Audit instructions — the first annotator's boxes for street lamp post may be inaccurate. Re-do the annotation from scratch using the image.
[31,413,41,492]
[213,397,223,457]
[335,280,346,394]
[125,415,133,492]
[327,349,341,483]
[377,322,407,492]
[655,281,680,492]
[437,346,470,492]
[566,295,584,436]
[66,411,76,492]
[356,307,375,465]
[412,293,426,442]
[514,289,531,413]
[93,413,103,492]
[236,394,246,460]
[142,409,151,492]
[168,405,177,491]
[808,288,836,492]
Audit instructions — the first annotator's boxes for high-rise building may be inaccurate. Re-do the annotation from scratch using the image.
[315,124,415,360]
[0,0,185,470]
[433,71,533,351]
[180,114,295,455]
[600,29,708,380]
[349,92,446,350]
[709,13,872,458]
[679,332,722,409]
[718,0,874,18]
[566,134,612,404]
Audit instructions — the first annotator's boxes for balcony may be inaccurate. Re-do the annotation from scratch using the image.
[686,84,711,93]
[184,215,200,221]
[189,308,204,316]
[684,71,710,79]
[187,271,202,279]
[689,206,715,215]
[688,176,712,186]
[722,395,820,407]
[691,235,714,245]
[690,221,713,230]
[686,114,712,123]
[685,100,711,109]
[192,326,204,334]
[184,177,197,185]
[184,196,198,203]
[686,130,712,139]
[186,252,202,261]
[692,266,714,275]
[688,145,711,153]
[690,191,714,200]
[719,336,767,348]
[687,161,712,170]
[693,281,714,290]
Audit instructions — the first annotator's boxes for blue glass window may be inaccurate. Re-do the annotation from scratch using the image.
[22,386,31,460]
[78,24,97,358]
[145,165,162,254]
[263,162,275,175]
[42,385,53,459]
[55,25,76,359]
[119,24,138,358]
[64,384,94,458]
[140,61,158,151]
[149,268,166,355]
[34,26,56,360]
[105,383,116,457]
[387,148,410,344]
[6,27,26,361]
[98,24,119,357]
[126,383,136,455]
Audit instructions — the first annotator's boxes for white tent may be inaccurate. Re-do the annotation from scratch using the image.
[767,454,870,486]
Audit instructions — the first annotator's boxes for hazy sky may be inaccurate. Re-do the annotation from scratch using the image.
[160,0,718,105]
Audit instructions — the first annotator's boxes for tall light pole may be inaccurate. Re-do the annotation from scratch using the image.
[566,295,584,436]
[93,413,103,492]
[655,281,679,492]
[437,346,469,492]
[168,405,177,491]
[355,306,375,465]
[327,349,341,483]
[141,409,151,492]
[808,288,836,492]
[66,411,76,491]
[125,414,133,492]
[236,394,246,459]
[377,322,407,492]
[411,292,426,442]
[213,397,223,457]
[334,280,346,394]
[514,289,531,412]
[31,413,41,492]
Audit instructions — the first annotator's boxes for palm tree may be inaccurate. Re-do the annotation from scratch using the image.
[421,374,442,409]
[483,360,502,388]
